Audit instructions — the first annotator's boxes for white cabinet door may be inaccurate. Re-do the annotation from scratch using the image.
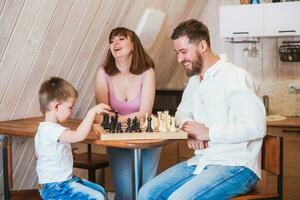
[220,4,263,37]
[264,2,300,36]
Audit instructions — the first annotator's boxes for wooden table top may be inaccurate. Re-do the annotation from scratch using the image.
[0,117,173,149]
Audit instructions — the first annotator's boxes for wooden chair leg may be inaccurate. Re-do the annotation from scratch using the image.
[88,169,96,182]
[99,169,105,186]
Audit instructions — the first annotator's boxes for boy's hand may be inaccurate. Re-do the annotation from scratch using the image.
[90,103,111,115]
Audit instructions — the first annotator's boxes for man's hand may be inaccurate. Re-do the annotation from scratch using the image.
[181,121,209,140]
[187,138,208,150]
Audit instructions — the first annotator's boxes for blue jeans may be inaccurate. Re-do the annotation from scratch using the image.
[39,176,106,200]
[107,147,161,200]
[138,161,259,200]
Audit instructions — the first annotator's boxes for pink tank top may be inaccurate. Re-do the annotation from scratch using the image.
[106,73,145,115]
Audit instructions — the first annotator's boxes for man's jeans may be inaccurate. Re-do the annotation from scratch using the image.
[139,161,259,200]
[39,176,106,200]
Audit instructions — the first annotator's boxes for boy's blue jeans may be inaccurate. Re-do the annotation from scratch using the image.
[39,176,106,200]
[138,161,259,200]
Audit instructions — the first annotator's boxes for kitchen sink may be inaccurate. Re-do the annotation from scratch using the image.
[266,115,287,122]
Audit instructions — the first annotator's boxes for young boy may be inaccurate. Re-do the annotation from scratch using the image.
[35,77,110,200]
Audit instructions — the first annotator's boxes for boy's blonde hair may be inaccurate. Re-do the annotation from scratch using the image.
[39,77,78,115]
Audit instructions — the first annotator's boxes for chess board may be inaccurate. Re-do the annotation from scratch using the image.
[93,124,187,141]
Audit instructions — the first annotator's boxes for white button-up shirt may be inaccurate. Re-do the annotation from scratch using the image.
[175,55,266,178]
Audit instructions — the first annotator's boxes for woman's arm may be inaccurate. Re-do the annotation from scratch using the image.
[95,67,109,104]
[119,68,155,122]
[95,68,110,123]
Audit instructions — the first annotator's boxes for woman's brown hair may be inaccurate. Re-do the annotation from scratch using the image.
[103,27,155,76]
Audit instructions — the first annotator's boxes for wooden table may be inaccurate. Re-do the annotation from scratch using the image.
[0,117,174,200]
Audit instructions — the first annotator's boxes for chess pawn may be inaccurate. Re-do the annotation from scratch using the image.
[157,111,162,127]
[161,120,167,132]
[126,118,132,132]
[146,117,153,132]
[158,118,163,132]
[140,118,146,130]
[170,117,177,132]
[116,122,123,133]
[151,115,157,130]
[136,121,142,132]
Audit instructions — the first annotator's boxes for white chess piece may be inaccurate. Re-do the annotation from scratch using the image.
[140,118,146,129]
[170,117,177,132]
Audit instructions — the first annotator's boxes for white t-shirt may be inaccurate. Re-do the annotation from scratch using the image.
[35,122,73,184]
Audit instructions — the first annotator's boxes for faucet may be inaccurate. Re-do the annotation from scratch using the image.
[262,95,269,116]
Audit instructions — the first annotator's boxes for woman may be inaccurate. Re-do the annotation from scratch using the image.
[95,27,161,200]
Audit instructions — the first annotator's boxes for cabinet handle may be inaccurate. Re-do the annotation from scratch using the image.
[282,129,300,133]
[233,32,249,35]
[278,30,296,33]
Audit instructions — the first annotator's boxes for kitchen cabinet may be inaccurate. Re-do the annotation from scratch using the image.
[220,2,300,38]
[220,4,263,37]
[264,2,300,36]
[267,118,300,200]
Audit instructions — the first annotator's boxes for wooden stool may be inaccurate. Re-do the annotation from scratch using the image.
[73,144,109,184]
[2,136,42,200]
[231,135,283,200]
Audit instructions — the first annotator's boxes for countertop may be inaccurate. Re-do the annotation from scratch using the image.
[267,117,300,128]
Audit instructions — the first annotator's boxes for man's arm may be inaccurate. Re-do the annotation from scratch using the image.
[175,78,195,126]
[209,90,266,144]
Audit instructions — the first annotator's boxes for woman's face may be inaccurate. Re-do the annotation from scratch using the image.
[109,35,133,59]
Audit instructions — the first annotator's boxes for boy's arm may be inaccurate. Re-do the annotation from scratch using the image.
[59,104,110,143]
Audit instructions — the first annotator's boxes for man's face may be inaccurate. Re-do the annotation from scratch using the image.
[172,36,202,77]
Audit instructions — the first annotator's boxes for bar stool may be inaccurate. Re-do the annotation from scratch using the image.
[73,144,109,184]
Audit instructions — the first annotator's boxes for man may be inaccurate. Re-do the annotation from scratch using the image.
[138,19,266,200]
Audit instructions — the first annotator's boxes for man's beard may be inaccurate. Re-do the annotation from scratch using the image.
[183,51,202,77]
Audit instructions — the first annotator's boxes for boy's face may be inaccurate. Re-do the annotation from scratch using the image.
[55,97,75,122]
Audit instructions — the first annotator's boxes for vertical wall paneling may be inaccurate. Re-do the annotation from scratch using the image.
[11,0,75,120]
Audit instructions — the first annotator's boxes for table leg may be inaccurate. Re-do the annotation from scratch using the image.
[2,135,12,200]
[132,148,142,200]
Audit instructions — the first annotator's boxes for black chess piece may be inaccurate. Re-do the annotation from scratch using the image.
[109,116,116,133]
[115,110,119,123]
[101,113,110,129]
[131,116,138,132]
[146,116,153,132]
[136,121,142,132]
[125,118,132,132]
[116,122,123,133]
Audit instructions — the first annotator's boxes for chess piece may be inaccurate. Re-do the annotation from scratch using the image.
[146,116,153,132]
[116,122,123,133]
[101,113,110,129]
[126,118,132,132]
[109,116,116,132]
[115,110,119,122]
[161,119,167,132]
[151,116,158,131]
[136,121,142,132]
[170,117,177,132]
[140,118,146,130]
[131,116,138,132]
